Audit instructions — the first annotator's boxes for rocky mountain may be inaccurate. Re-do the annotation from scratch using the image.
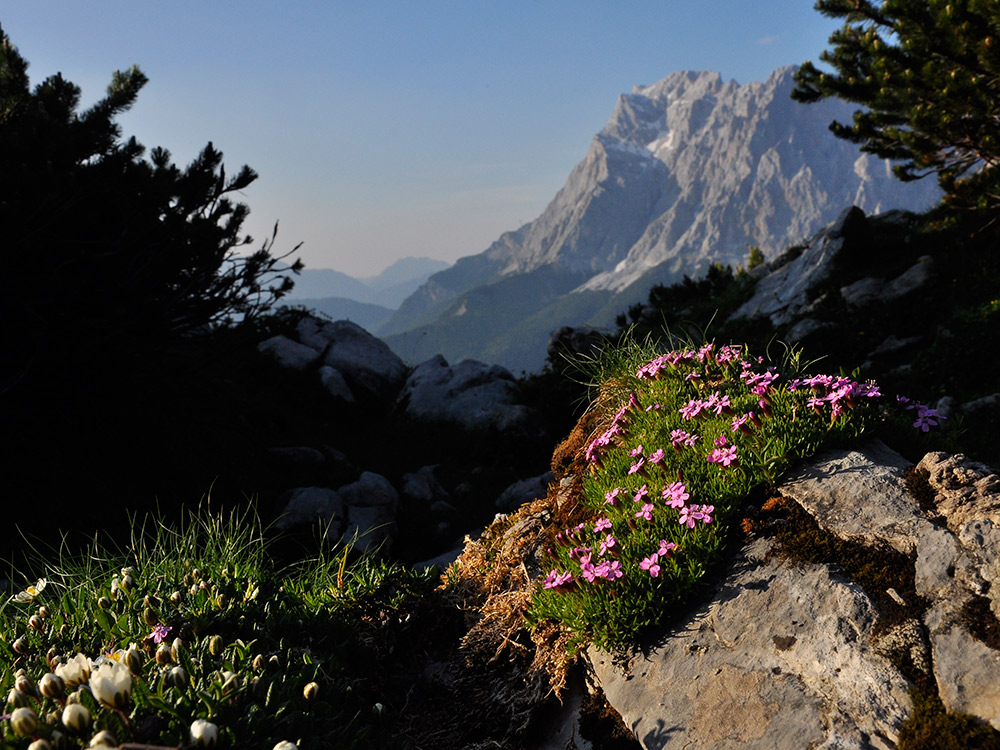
[379,66,941,373]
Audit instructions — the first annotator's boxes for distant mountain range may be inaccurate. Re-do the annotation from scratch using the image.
[377,66,942,373]
[281,257,451,328]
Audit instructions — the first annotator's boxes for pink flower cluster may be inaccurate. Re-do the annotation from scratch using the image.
[790,374,882,419]
[586,403,633,466]
[898,397,946,431]
[679,391,732,421]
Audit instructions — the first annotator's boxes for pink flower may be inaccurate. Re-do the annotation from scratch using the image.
[662,481,689,508]
[658,540,677,557]
[599,533,617,556]
[707,446,739,467]
[593,517,612,534]
[628,458,647,476]
[913,405,945,432]
[648,448,666,466]
[634,503,655,521]
[543,569,574,590]
[633,484,649,503]
[148,624,172,644]
[629,445,644,458]
[639,554,661,577]
[679,400,704,421]
[604,488,621,506]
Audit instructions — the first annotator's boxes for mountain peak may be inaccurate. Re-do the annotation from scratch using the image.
[382,64,941,372]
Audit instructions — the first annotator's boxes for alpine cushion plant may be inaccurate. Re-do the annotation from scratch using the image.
[529,340,939,652]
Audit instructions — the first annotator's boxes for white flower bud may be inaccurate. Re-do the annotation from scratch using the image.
[166,665,189,689]
[189,718,219,747]
[272,743,299,750]
[39,672,65,699]
[303,681,319,700]
[62,703,91,733]
[10,706,38,737]
[55,653,91,688]
[89,729,117,748]
[28,739,53,750]
[89,661,132,709]
[15,673,35,696]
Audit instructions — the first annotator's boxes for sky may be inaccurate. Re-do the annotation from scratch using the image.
[3,2,842,278]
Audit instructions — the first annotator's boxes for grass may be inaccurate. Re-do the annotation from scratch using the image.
[0,504,438,749]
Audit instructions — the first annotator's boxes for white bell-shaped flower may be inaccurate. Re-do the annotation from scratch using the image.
[89,661,132,709]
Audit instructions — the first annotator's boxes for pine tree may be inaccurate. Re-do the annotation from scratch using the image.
[792,0,1000,213]
[0,24,301,391]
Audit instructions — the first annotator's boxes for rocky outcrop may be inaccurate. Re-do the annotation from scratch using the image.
[590,442,1000,746]
[397,355,536,432]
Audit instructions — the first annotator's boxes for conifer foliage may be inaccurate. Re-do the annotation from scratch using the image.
[0,25,300,364]
[793,0,1000,212]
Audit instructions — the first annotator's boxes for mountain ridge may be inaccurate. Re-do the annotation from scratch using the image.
[379,66,941,371]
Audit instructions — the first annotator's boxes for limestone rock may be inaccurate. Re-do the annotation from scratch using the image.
[257,335,321,371]
[317,365,356,403]
[397,355,534,432]
[274,487,344,538]
[496,472,554,512]
[589,536,912,749]
[401,465,450,504]
[337,471,399,509]
[730,206,864,326]
[592,442,1000,742]
[317,320,407,400]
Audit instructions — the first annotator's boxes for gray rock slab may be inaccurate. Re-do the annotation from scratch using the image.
[589,537,911,749]
[730,206,861,326]
[841,277,885,308]
[496,472,555,511]
[779,441,926,555]
[343,504,395,556]
[315,319,406,399]
[318,365,356,404]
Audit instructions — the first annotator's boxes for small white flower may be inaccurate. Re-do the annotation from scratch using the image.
[55,653,91,688]
[272,743,299,750]
[190,718,219,747]
[89,661,132,709]
[11,578,47,603]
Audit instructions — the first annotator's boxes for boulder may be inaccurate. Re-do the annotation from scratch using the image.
[318,365,356,404]
[398,355,534,432]
[590,536,912,749]
[256,335,321,371]
[401,465,450,504]
[496,472,554,512]
[320,320,407,400]
[338,471,399,509]
[274,487,345,538]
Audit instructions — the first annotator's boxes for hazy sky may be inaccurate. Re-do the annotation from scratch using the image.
[3,2,841,277]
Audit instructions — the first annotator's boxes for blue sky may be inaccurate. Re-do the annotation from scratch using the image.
[3,2,840,277]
